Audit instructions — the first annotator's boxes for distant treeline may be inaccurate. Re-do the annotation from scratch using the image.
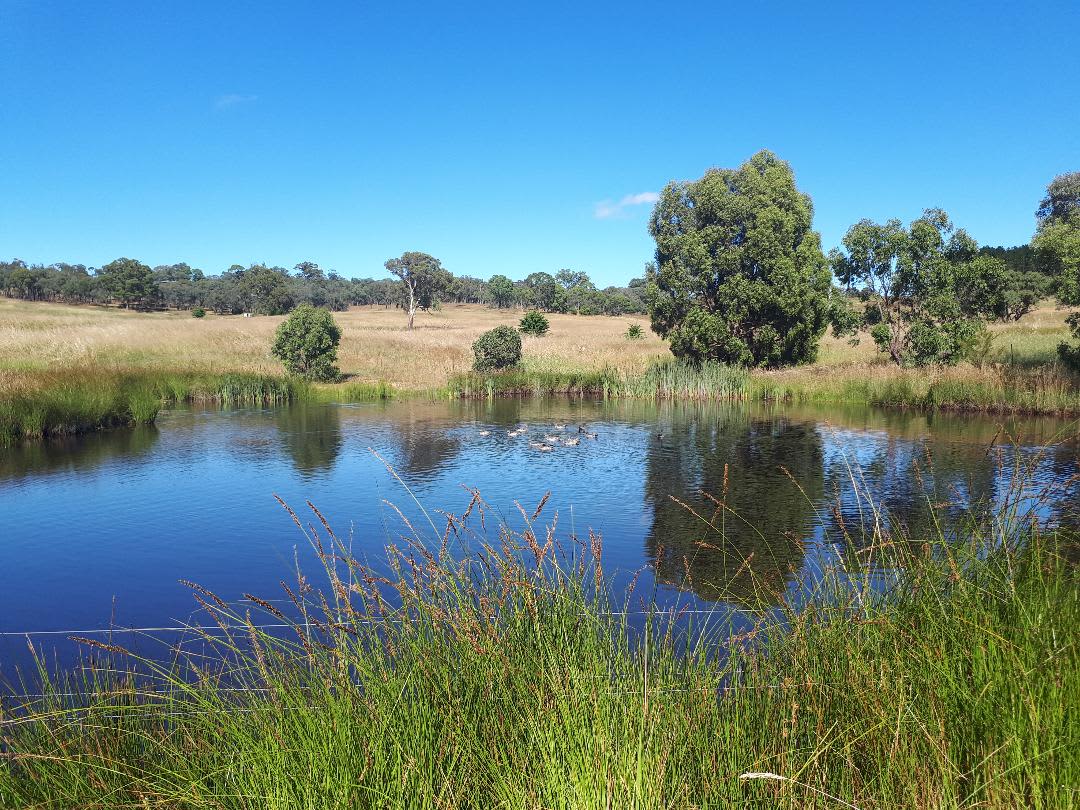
[0,258,648,317]
[978,244,1038,274]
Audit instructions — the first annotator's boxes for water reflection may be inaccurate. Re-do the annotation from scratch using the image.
[0,397,1077,679]
[276,402,343,477]
[644,405,823,605]
[386,410,463,477]
[0,425,159,482]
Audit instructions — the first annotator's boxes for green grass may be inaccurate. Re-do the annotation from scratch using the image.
[4,352,1079,446]
[306,378,398,402]
[1,476,1076,808]
[445,359,749,400]
[0,371,404,445]
[753,364,1080,415]
[446,357,1080,417]
[0,371,303,445]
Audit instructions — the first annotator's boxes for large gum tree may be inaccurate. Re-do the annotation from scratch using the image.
[1032,171,1080,366]
[384,252,452,330]
[830,210,1007,366]
[646,150,832,368]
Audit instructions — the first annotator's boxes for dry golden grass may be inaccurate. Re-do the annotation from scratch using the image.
[0,298,1073,394]
[0,299,668,390]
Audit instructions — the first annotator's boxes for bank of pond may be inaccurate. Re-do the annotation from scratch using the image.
[3,358,1080,445]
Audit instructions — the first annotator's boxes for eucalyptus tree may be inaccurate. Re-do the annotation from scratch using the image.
[237,264,293,315]
[522,271,565,312]
[98,257,160,309]
[557,269,596,314]
[384,251,452,329]
[646,150,832,367]
[294,261,325,280]
[487,274,516,308]
[830,209,1007,365]
[1032,172,1080,366]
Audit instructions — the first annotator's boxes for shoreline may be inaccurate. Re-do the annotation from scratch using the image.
[4,360,1079,445]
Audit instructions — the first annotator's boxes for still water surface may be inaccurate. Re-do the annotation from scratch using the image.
[1,398,1077,676]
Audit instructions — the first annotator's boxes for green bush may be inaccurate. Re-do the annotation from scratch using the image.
[271,305,342,381]
[192,307,206,318]
[625,323,644,340]
[518,310,549,336]
[472,325,522,371]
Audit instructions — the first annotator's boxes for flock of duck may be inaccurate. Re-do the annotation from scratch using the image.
[477,422,598,452]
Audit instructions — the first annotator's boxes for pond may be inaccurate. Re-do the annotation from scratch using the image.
[1,398,1078,678]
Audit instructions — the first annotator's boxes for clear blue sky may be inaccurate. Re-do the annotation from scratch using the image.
[2,1,1077,286]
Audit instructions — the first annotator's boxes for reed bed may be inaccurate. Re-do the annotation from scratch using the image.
[755,363,1080,416]
[0,370,300,444]
[1,465,1076,808]
[446,359,750,401]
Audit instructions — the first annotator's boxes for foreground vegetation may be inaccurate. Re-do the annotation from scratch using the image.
[1,471,1076,808]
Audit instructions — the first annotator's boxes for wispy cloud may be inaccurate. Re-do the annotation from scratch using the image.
[594,191,660,220]
[214,93,258,110]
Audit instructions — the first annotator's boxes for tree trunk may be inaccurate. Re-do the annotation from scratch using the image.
[889,327,904,365]
[407,284,416,330]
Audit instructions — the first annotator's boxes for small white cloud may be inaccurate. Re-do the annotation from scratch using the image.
[215,93,258,110]
[594,191,660,220]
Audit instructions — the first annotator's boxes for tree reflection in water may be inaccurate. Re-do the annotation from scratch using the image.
[644,404,823,606]
[276,403,343,478]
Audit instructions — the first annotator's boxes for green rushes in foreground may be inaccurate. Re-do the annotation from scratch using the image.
[1,467,1076,808]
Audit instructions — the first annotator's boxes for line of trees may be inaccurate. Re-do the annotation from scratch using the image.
[645,151,1078,369]
[0,257,649,319]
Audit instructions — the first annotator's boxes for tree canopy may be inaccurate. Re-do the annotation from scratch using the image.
[1033,171,1080,366]
[646,150,832,367]
[270,304,342,381]
[98,258,159,309]
[384,252,453,329]
[487,274,516,308]
[830,209,1008,366]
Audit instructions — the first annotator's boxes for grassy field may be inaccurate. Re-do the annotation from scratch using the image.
[2,297,1073,384]
[0,298,668,388]
[1,298,1078,441]
[1,479,1076,808]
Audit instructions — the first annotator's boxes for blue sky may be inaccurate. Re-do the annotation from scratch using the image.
[1,1,1077,286]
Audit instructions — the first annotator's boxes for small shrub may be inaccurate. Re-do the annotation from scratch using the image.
[625,323,644,340]
[192,307,206,318]
[519,310,550,337]
[271,305,342,381]
[473,325,522,371]
[965,328,1001,369]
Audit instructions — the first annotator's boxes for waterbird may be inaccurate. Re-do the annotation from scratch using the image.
[528,440,554,452]
[479,430,491,437]
[563,437,580,446]
[543,434,560,444]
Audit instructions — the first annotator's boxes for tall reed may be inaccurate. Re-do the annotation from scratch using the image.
[445,359,749,401]
[754,364,1080,415]
[0,370,303,445]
